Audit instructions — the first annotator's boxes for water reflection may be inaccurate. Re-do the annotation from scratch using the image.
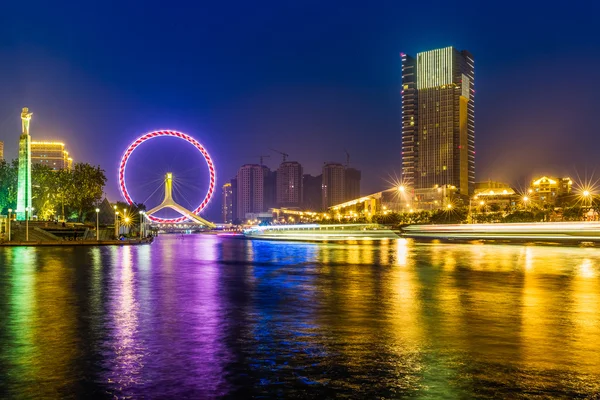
[0,238,599,398]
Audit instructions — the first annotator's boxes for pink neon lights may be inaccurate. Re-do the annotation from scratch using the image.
[118,130,216,223]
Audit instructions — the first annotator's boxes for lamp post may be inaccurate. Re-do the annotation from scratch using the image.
[115,211,119,239]
[583,190,591,207]
[523,196,529,211]
[139,211,144,238]
[113,205,118,239]
[95,208,100,240]
[7,209,11,241]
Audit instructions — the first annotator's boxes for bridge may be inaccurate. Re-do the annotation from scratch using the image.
[146,172,216,229]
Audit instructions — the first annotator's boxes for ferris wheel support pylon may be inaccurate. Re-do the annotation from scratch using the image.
[146,173,216,228]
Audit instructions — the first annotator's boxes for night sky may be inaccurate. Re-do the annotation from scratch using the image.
[1,1,599,220]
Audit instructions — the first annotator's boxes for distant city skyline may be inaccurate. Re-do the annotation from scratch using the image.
[1,1,599,221]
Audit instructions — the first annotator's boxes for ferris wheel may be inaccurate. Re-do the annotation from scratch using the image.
[118,130,216,226]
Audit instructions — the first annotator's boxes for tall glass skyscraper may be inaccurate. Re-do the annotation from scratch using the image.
[401,47,475,196]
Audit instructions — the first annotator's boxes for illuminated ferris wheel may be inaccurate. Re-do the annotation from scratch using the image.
[118,130,216,227]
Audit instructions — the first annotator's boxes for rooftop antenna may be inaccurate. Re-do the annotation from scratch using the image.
[344,149,350,167]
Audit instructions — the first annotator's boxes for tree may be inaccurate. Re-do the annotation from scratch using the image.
[563,206,583,221]
[68,163,107,222]
[32,164,59,219]
[0,159,18,213]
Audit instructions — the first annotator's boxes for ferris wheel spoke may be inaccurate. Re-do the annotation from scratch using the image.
[172,182,196,210]
[139,181,167,208]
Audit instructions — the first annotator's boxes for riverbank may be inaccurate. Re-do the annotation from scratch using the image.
[0,238,153,247]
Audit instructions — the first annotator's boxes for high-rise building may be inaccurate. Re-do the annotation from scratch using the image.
[276,161,303,208]
[302,174,322,211]
[17,107,33,221]
[401,46,475,196]
[344,167,361,202]
[0,141,4,161]
[322,163,345,209]
[230,177,238,223]
[263,167,277,212]
[31,141,73,170]
[236,164,264,221]
[222,182,233,223]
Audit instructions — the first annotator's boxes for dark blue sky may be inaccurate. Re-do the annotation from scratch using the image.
[1,1,599,220]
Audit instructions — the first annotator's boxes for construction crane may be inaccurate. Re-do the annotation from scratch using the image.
[269,148,289,163]
[256,155,270,165]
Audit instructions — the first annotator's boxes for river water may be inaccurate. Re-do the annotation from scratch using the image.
[0,235,599,399]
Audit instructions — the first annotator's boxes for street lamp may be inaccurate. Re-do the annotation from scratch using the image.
[582,190,592,211]
[95,208,100,240]
[115,211,119,239]
[139,211,144,238]
[523,195,529,210]
[398,185,405,193]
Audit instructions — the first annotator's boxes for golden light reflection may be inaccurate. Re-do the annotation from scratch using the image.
[570,257,600,374]
[31,249,79,396]
[520,249,574,372]
[108,246,144,392]
[395,238,409,267]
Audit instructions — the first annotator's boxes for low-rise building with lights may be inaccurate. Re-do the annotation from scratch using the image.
[529,176,572,205]
[270,208,321,223]
[31,141,73,170]
[472,180,519,210]
[329,184,461,218]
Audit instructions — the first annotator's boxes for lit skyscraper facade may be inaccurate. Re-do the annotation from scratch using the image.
[401,47,475,196]
[17,107,33,220]
[0,141,4,161]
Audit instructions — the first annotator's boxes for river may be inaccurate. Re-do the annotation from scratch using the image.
[0,235,599,398]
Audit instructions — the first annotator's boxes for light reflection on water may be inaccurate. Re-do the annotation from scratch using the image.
[0,236,599,398]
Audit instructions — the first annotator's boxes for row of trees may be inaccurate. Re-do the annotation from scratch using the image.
[0,159,107,222]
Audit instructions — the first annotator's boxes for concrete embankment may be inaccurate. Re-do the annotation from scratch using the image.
[0,238,153,247]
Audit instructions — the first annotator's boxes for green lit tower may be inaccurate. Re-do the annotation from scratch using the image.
[16,107,33,221]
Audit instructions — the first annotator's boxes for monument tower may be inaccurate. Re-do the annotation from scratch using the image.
[16,107,33,220]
